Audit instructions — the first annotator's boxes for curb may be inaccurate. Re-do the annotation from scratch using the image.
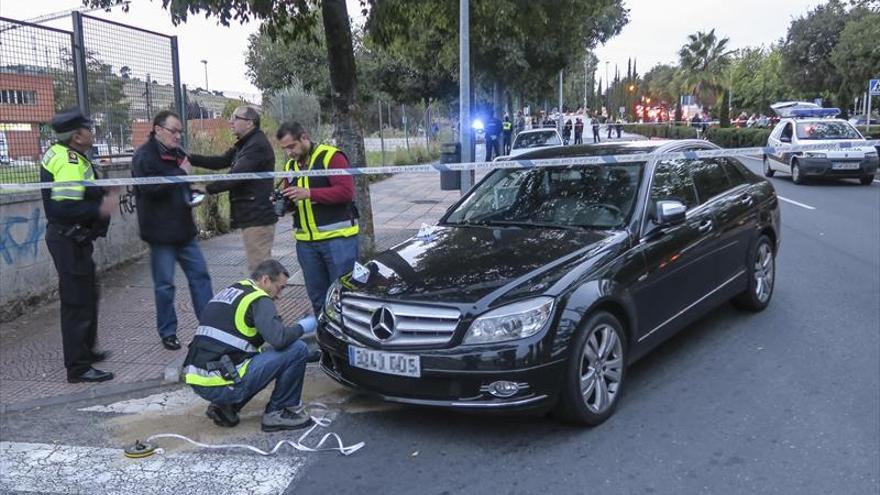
[0,378,166,414]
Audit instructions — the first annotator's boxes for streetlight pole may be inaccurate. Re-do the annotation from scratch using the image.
[605,61,610,117]
[459,0,472,194]
[200,59,208,92]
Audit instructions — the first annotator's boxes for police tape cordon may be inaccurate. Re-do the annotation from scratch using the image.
[2,140,878,192]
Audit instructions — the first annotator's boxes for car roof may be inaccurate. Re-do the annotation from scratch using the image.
[517,128,559,135]
[779,118,852,125]
[512,139,705,160]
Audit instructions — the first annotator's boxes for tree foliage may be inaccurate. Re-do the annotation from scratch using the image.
[678,29,732,107]
[830,10,880,100]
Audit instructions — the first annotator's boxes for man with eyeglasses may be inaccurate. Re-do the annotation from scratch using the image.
[189,106,277,271]
[132,110,214,351]
[40,108,119,383]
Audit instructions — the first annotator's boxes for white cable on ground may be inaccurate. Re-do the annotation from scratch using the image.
[142,403,364,457]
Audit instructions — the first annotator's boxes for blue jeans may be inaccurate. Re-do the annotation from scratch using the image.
[149,239,213,339]
[192,340,309,413]
[296,236,358,315]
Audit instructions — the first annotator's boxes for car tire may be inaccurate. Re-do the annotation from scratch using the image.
[791,159,805,185]
[554,311,627,426]
[763,155,775,177]
[859,175,874,185]
[733,235,775,312]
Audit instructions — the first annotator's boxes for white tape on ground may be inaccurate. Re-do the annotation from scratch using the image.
[2,140,878,192]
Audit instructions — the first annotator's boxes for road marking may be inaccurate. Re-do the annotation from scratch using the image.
[0,441,303,495]
[777,196,816,210]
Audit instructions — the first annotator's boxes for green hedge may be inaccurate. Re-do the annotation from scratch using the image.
[705,127,772,148]
[627,124,698,140]
[856,126,880,139]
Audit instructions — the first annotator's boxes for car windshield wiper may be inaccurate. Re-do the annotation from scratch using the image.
[481,220,577,230]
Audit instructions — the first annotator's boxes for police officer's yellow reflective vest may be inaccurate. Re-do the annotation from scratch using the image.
[41,143,96,202]
[284,144,359,242]
[502,121,512,132]
[182,280,270,387]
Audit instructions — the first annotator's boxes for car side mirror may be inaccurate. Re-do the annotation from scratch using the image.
[780,136,791,143]
[655,200,687,227]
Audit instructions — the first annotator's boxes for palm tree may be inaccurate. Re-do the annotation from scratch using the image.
[678,29,732,108]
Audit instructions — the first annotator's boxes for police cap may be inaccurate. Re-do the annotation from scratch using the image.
[51,108,93,133]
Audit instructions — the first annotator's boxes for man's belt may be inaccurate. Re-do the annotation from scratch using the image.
[48,223,97,243]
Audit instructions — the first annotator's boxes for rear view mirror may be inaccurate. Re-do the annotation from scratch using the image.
[655,200,686,227]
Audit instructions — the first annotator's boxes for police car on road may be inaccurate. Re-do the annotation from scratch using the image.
[764,102,878,185]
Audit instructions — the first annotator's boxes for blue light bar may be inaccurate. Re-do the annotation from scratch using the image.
[790,108,840,118]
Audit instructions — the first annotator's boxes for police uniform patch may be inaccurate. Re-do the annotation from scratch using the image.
[67,150,79,164]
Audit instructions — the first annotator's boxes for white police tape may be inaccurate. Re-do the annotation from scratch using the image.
[2,140,877,192]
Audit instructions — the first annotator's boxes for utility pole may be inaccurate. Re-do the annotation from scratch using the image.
[558,70,563,134]
[459,0,472,194]
[200,60,208,92]
[402,103,409,152]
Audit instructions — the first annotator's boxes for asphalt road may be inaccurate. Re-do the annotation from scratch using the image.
[1,156,878,495]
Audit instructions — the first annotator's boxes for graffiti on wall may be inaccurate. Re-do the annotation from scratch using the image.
[118,185,136,216]
[0,208,46,265]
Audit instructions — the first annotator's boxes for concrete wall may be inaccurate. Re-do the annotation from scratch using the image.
[0,168,147,321]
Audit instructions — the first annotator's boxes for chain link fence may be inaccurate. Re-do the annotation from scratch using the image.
[0,13,181,185]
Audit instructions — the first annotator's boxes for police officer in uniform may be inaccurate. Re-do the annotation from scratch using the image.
[183,259,317,431]
[275,122,359,317]
[41,109,118,383]
[501,115,513,155]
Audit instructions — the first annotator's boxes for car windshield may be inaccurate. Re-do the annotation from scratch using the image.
[444,164,644,229]
[513,131,562,149]
[796,121,862,140]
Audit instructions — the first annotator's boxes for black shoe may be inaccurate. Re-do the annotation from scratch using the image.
[306,349,322,363]
[67,367,114,383]
[92,350,112,363]
[206,403,239,427]
[161,336,181,350]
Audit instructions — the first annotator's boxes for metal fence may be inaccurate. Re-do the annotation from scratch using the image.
[0,13,181,185]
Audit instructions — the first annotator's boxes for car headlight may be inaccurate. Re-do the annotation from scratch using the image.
[463,297,555,345]
[804,151,826,158]
[324,281,342,322]
[866,151,878,159]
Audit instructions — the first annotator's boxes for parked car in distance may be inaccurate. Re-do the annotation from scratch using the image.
[764,117,878,185]
[318,139,781,426]
[508,128,563,157]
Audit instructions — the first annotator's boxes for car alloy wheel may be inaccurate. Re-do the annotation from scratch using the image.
[579,323,624,415]
[753,242,774,304]
[763,155,775,177]
[733,235,775,312]
[860,175,874,185]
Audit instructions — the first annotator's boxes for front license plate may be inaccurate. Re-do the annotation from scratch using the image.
[832,162,860,170]
[348,346,421,378]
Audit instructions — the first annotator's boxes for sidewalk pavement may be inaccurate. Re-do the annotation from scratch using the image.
[0,172,462,412]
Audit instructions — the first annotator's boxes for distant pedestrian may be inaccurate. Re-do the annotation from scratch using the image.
[574,118,584,145]
[501,115,513,155]
[606,117,613,139]
[188,106,277,272]
[484,113,502,161]
[591,117,601,143]
[132,110,214,351]
[41,108,118,383]
[563,119,573,145]
[615,118,623,138]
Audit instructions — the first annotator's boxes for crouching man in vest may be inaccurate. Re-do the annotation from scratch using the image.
[183,259,318,431]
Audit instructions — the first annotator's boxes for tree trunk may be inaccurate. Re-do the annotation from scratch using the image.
[322,0,375,256]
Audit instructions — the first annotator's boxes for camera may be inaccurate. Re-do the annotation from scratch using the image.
[272,190,289,217]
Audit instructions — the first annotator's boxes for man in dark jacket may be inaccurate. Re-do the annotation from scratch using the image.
[189,106,277,271]
[132,111,213,350]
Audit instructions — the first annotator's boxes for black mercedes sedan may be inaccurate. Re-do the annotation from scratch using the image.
[317,139,781,426]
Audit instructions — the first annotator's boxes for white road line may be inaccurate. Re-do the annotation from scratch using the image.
[777,196,816,210]
[0,441,303,495]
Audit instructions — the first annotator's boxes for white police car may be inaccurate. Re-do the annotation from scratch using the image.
[764,102,878,185]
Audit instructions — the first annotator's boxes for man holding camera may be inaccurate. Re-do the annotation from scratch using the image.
[188,106,276,271]
[41,108,118,383]
[132,110,214,351]
[274,122,359,317]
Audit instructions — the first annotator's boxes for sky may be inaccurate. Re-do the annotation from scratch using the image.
[593,0,822,83]
[3,0,823,98]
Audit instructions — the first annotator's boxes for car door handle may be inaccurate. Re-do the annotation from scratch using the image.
[697,219,713,233]
[737,193,753,206]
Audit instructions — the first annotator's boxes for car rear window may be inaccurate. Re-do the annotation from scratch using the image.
[513,132,562,149]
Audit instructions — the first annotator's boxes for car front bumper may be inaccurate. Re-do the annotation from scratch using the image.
[798,157,878,178]
[316,318,566,410]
